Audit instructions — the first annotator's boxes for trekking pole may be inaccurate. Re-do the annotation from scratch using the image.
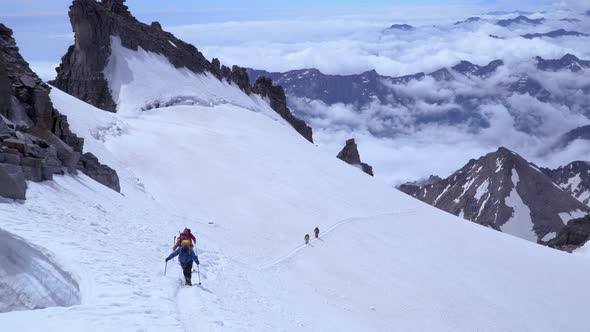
[195,245,202,285]
[164,260,168,276]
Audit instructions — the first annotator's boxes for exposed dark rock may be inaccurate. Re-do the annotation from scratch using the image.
[543,161,590,206]
[251,77,313,143]
[398,147,590,242]
[388,24,415,31]
[560,18,581,23]
[78,152,120,192]
[0,22,119,198]
[546,215,590,252]
[229,65,251,94]
[496,16,545,27]
[489,34,505,39]
[52,0,251,113]
[522,29,588,39]
[336,138,374,176]
[0,163,26,199]
[455,17,481,25]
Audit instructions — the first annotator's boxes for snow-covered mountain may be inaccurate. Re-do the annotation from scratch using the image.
[50,0,312,142]
[543,161,590,206]
[398,147,590,242]
[2,2,590,331]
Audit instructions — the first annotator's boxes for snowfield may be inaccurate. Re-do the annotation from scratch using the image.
[0,88,589,331]
[2,39,590,330]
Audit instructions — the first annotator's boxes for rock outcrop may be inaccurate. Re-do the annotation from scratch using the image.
[0,23,119,199]
[546,215,590,252]
[336,139,374,176]
[398,147,590,242]
[251,76,313,143]
[52,0,251,112]
[78,152,120,192]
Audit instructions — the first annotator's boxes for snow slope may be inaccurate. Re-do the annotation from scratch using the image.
[105,36,272,116]
[1,85,590,330]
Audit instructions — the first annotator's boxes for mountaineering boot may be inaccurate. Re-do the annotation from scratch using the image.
[186,281,192,286]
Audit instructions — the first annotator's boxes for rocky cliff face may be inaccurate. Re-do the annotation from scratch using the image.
[0,23,119,199]
[398,147,590,242]
[546,215,590,252]
[52,0,251,113]
[251,77,313,143]
[336,139,374,176]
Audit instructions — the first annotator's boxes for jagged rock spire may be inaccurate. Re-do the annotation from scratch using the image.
[336,139,374,176]
[101,0,134,19]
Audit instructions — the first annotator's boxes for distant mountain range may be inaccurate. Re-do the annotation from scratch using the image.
[485,10,535,16]
[248,54,590,136]
[398,147,590,243]
[496,15,545,27]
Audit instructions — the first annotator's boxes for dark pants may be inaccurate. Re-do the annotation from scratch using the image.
[181,261,193,283]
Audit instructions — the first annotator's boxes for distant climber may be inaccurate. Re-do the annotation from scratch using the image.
[173,228,196,250]
[166,240,200,286]
[304,234,310,244]
[314,227,320,238]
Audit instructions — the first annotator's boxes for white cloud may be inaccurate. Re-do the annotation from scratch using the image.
[167,3,590,184]
[167,4,590,77]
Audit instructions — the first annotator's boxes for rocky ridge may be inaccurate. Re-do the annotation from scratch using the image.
[251,77,313,143]
[0,23,119,199]
[51,0,312,143]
